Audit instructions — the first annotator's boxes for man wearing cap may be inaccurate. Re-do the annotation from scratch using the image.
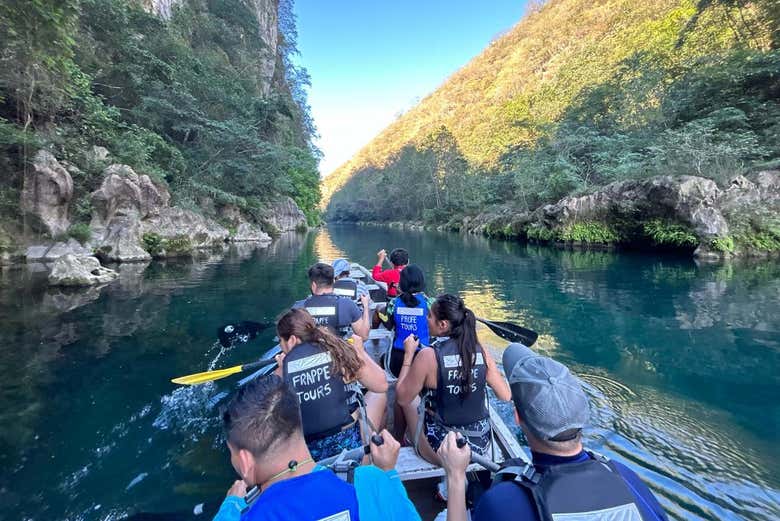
[332,258,370,302]
[437,343,668,521]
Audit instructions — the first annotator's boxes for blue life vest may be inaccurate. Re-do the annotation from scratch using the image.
[242,467,360,521]
[391,293,430,350]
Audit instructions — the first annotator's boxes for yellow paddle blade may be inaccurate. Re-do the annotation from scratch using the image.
[378,311,388,322]
[171,364,245,385]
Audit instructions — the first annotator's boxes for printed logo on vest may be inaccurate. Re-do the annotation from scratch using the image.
[318,511,351,521]
[333,288,356,297]
[287,352,333,373]
[306,306,337,316]
[397,307,425,316]
[443,353,484,368]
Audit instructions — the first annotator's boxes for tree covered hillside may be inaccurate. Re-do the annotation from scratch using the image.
[324,0,779,224]
[0,0,321,235]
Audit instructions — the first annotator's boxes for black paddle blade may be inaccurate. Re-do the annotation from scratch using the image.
[217,321,273,347]
[477,318,539,347]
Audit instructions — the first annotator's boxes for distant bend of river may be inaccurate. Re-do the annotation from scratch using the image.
[0,225,778,520]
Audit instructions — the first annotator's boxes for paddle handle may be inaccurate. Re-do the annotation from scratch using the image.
[456,436,500,472]
[242,358,279,372]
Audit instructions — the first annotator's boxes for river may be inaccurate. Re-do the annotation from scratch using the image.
[0,225,777,520]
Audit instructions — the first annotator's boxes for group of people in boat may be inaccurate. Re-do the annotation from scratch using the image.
[212,248,669,521]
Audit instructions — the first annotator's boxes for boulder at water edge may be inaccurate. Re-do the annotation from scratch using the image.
[21,150,73,237]
[48,254,118,286]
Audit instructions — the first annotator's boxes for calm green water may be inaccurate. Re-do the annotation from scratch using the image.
[0,225,778,520]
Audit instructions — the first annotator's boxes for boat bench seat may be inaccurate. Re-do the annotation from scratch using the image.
[394,447,503,481]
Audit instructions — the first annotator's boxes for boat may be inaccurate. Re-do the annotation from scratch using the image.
[135,262,529,520]
[237,261,530,517]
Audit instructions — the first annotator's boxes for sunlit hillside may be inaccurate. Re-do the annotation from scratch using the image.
[323,0,778,223]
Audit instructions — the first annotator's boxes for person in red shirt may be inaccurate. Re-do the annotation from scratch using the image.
[372,248,408,297]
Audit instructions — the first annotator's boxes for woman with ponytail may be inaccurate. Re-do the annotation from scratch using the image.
[395,294,511,466]
[276,308,388,460]
[382,264,435,377]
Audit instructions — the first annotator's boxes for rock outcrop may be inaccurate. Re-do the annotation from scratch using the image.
[21,151,73,237]
[25,239,91,263]
[48,254,118,286]
[141,207,229,248]
[257,196,307,233]
[467,171,780,259]
[218,204,271,243]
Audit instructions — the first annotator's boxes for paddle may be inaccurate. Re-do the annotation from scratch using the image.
[476,317,538,347]
[217,321,273,348]
[171,358,278,386]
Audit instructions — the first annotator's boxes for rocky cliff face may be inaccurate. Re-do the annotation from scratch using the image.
[465,171,780,260]
[140,0,280,95]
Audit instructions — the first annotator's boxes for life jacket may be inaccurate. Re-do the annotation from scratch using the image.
[428,338,488,426]
[391,293,430,350]
[303,293,349,336]
[493,452,655,521]
[333,278,358,302]
[282,342,356,441]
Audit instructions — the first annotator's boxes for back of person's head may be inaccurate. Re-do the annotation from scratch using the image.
[222,375,301,460]
[389,248,409,267]
[432,293,479,397]
[502,343,589,454]
[308,262,334,287]
[399,264,426,307]
[277,308,364,380]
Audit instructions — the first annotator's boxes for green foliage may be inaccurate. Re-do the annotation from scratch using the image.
[643,219,698,247]
[142,232,164,257]
[0,0,319,227]
[66,223,91,245]
[711,236,735,253]
[163,234,193,256]
[527,226,559,242]
[560,222,620,243]
[325,0,779,227]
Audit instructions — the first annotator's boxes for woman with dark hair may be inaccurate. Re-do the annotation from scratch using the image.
[382,264,435,377]
[395,294,511,466]
[276,308,388,460]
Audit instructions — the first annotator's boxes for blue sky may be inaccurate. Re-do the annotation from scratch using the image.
[292,1,529,176]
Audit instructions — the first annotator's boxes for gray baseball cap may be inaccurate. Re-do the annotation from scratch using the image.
[332,258,351,276]
[502,343,589,441]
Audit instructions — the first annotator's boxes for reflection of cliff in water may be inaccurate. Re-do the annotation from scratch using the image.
[0,237,310,465]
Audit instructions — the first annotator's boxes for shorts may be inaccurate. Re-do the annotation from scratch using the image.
[388,347,420,378]
[307,422,362,462]
[424,413,492,456]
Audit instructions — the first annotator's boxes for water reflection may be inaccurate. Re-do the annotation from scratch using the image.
[0,226,777,520]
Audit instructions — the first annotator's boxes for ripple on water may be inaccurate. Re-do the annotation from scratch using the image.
[580,373,780,521]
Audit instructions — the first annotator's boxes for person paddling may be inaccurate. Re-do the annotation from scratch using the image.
[275,308,388,461]
[382,264,434,378]
[372,248,408,298]
[437,343,669,521]
[294,262,370,340]
[213,375,420,521]
[332,258,369,302]
[395,294,511,466]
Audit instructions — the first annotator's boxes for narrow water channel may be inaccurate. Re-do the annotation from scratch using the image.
[0,225,777,520]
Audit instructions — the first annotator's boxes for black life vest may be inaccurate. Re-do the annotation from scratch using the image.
[429,338,489,426]
[282,341,355,441]
[333,278,358,302]
[493,453,652,521]
[303,294,348,335]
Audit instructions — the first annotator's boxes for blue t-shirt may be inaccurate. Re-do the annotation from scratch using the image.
[243,468,360,521]
[472,451,668,521]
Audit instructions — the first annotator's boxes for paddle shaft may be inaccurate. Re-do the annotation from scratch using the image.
[476,317,538,347]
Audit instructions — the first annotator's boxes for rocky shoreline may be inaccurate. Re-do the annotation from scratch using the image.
[345,171,780,261]
[1,148,309,285]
